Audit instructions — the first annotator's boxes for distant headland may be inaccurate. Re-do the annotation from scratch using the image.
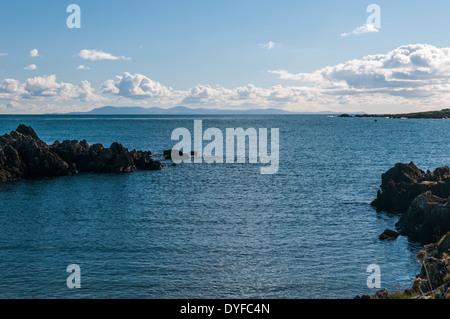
[339,108,450,119]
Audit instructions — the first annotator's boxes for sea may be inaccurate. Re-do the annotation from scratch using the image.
[0,114,448,299]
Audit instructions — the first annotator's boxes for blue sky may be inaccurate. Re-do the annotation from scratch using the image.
[1,0,450,113]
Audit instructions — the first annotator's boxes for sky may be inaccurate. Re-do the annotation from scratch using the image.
[1,0,450,114]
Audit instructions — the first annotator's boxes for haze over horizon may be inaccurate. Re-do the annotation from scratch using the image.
[2,1,450,114]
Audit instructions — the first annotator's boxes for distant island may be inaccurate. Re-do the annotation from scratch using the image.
[66,105,341,115]
[339,108,450,119]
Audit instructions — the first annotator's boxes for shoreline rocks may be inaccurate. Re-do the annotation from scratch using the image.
[371,162,450,213]
[365,163,450,299]
[396,191,450,244]
[0,124,162,182]
[372,162,450,244]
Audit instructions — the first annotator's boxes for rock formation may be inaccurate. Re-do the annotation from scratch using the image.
[371,162,450,213]
[372,162,450,245]
[0,124,161,182]
[396,192,450,244]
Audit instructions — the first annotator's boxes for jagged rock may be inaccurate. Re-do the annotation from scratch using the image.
[378,229,400,241]
[0,124,162,182]
[381,162,426,188]
[130,150,161,171]
[396,191,450,244]
[371,162,450,213]
[0,126,71,181]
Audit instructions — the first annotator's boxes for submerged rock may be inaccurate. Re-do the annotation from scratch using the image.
[0,124,162,182]
[378,229,400,241]
[163,149,189,161]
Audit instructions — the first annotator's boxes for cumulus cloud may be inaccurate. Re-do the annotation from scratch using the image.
[77,65,91,70]
[4,44,450,114]
[341,24,379,37]
[270,44,450,101]
[0,75,101,102]
[29,49,39,57]
[79,49,131,61]
[100,72,173,100]
[24,64,37,70]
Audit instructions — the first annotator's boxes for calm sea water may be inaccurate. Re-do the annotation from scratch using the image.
[0,114,448,299]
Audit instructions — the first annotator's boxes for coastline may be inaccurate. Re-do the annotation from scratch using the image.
[359,163,450,299]
[339,108,450,119]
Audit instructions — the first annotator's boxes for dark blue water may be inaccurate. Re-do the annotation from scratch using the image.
[0,115,448,299]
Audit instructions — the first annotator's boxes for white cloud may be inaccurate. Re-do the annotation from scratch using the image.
[24,64,37,70]
[268,69,322,82]
[0,75,101,102]
[79,49,131,61]
[0,53,7,56]
[100,72,173,100]
[77,65,91,70]
[30,49,39,57]
[270,44,450,102]
[5,44,450,114]
[341,24,379,37]
[259,41,277,50]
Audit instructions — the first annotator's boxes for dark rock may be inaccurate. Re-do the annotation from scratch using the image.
[338,114,352,118]
[16,124,40,140]
[378,229,400,241]
[163,149,183,160]
[0,126,71,181]
[371,162,450,213]
[130,150,161,171]
[0,124,162,183]
[396,191,450,244]
[380,162,425,189]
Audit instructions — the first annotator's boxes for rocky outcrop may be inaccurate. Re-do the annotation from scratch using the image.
[396,192,450,244]
[362,163,450,299]
[371,163,450,244]
[371,162,450,213]
[0,125,161,182]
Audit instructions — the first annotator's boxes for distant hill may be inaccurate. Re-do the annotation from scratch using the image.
[67,106,340,115]
[68,106,292,115]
